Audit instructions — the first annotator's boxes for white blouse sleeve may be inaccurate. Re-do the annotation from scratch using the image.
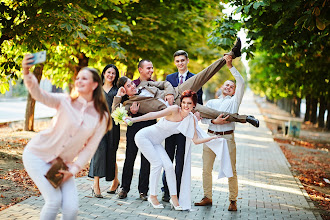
[69,114,108,175]
[24,72,63,109]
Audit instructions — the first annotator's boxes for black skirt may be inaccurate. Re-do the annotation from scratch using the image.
[88,87,120,181]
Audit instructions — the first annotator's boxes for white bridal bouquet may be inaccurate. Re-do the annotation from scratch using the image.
[111,104,133,126]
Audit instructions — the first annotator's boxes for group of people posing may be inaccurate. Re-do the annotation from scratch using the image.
[21,39,259,219]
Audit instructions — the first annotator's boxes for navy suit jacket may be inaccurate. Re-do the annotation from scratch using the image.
[166,71,203,105]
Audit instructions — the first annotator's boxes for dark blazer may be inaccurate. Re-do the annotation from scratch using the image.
[166,71,203,105]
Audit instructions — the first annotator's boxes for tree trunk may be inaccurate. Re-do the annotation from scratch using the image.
[125,64,135,80]
[310,97,318,124]
[69,53,89,92]
[317,95,326,128]
[284,98,291,113]
[276,98,292,113]
[24,65,44,131]
[276,98,284,110]
[266,96,274,103]
[326,102,330,130]
[304,94,311,122]
[291,96,301,118]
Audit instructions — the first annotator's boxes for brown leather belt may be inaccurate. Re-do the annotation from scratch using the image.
[208,129,234,135]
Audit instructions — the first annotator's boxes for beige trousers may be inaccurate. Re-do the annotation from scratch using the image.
[202,132,238,201]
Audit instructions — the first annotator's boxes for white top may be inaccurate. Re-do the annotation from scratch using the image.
[201,66,244,132]
[24,73,108,175]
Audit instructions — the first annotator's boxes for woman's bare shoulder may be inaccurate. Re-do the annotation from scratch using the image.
[168,105,180,112]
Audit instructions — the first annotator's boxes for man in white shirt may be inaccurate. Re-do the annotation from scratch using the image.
[195,55,256,211]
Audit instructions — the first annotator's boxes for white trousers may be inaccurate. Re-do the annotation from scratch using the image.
[135,134,177,196]
[23,149,78,220]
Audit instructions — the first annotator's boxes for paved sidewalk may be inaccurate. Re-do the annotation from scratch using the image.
[0,99,56,123]
[0,89,320,219]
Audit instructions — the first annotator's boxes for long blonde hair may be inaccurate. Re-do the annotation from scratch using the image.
[71,67,112,132]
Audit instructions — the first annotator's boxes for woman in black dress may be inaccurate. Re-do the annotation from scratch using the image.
[88,64,120,198]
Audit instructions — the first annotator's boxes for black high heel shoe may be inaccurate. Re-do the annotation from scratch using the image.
[91,186,103,198]
[107,183,120,194]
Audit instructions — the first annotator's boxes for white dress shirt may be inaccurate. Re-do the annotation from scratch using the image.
[178,70,188,84]
[201,66,244,132]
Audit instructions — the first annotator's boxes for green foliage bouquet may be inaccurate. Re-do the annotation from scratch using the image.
[111,105,133,126]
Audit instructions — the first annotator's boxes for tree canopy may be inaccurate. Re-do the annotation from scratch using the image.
[1,0,225,93]
[208,0,329,127]
[213,0,329,98]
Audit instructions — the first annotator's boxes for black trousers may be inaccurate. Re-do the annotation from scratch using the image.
[162,133,186,197]
[121,119,156,194]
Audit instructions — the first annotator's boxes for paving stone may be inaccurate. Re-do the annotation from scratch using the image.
[0,90,319,220]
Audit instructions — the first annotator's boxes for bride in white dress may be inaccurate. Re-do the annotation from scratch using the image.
[126,90,233,210]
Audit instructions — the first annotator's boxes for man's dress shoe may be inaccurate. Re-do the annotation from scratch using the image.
[246,115,259,127]
[139,192,148,201]
[228,200,237,211]
[162,193,170,202]
[231,38,242,58]
[118,189,127,199]
[194,197,212,206]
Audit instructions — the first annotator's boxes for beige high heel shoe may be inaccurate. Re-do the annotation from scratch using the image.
[91,186,103,198]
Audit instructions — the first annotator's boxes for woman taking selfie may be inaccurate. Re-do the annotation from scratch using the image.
[21,54,111,220]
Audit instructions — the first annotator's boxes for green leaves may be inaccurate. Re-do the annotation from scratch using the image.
[270,2,282,12]
[1,0,223,93]
[0,0,133,93]
[253,1,265,10]
[60,23,73,32]
[316,17,326,30]
[208,16,241,51]
[210,0,329,102]
[244,2,254,13]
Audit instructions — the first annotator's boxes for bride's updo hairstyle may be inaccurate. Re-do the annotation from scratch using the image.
[180,90,197,106]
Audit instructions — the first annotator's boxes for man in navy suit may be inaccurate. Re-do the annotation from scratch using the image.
[162,50,203,202]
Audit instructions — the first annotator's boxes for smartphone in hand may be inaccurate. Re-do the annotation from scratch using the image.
[30,51,46,65]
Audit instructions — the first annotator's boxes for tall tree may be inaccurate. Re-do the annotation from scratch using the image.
[209,0,329,128]
[0,0,133,130]
[2,0,224,130]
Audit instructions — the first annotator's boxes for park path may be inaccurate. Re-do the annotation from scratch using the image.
[0,98,56,123]
[0,89,320,219]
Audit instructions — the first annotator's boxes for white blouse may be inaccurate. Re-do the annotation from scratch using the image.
[24,73,108,175]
